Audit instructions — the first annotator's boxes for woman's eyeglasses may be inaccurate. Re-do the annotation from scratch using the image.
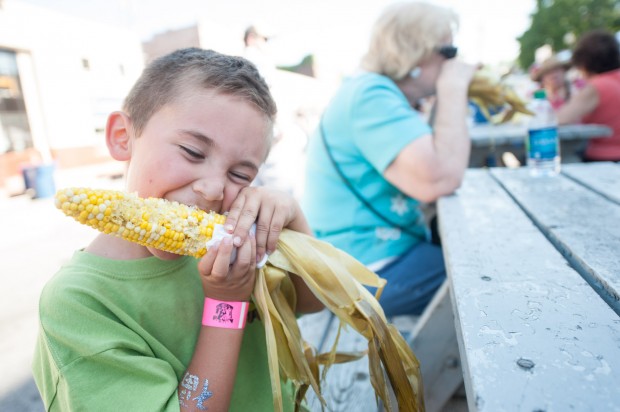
[436,45,458,59]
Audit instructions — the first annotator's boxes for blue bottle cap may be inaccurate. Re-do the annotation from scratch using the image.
[533,89,547,99]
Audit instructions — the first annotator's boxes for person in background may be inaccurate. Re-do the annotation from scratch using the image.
[243,24,277,85]
[530,54,575,110]
[32,48,323,411]
[245,23,322,201]
[302,1,477,317]
[557,29,620,161]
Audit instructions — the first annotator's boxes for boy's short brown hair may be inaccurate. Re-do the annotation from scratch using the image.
[123,48,277,137]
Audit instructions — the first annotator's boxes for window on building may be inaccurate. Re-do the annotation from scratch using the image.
[0,49,33,154]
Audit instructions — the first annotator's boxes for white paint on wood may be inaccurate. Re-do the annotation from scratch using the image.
[562,162,620,205]
[438,168,620,412]
[492,166,620,313]
[408,281,464,412]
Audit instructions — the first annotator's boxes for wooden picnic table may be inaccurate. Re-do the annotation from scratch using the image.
[437,162,620,411]
[469,123,612,167]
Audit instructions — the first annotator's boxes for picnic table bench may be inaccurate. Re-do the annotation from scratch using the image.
[436,162,620,411]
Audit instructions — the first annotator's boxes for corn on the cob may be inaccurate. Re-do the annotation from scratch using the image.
[54,187,424,412]
[55,187,226,257]
[469,74,534,123]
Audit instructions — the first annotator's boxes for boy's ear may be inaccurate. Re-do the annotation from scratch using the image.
[106,111,133,161]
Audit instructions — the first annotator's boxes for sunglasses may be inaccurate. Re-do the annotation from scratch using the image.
[436,45,458,59]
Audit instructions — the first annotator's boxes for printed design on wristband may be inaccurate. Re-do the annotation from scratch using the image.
[214,303,234,324]
[202,298,248,329]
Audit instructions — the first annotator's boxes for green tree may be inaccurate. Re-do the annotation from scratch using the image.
[517,0,620,69]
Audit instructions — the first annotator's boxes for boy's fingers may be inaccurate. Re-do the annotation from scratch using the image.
[265,216,283,256]
[224,192,246,233]
[224,187,256,232]
[233,233,256,300]
[234,231,256,272]
[253,205,273,262]
[250,230,256,266]
[234,199,261,245]
[210,237,234,278]
[197,241,219,275]
[225,190,261,247]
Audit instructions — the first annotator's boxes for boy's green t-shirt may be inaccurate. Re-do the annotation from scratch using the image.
[33,250,296,411]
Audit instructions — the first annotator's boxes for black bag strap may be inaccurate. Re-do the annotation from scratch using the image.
[319,118,424,239]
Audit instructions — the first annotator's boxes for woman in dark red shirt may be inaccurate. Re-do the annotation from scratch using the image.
[558,29,620,161]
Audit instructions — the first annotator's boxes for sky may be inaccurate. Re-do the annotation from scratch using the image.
[19,0,536,73]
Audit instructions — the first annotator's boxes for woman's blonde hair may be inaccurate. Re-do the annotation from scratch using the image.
[361,1,458,80]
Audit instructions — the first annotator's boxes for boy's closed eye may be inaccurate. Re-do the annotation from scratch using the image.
[179,145,205,160]
[229,171,252,183]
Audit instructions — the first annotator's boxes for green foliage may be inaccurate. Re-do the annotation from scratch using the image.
[277,54,315,77]
[517,0,620,69]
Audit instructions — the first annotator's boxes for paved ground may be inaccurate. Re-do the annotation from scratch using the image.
[0,162,124,411]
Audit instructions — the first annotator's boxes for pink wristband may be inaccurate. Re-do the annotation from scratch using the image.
[202,297,249,329]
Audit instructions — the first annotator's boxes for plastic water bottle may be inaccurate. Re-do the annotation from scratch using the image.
[526,90,560,176]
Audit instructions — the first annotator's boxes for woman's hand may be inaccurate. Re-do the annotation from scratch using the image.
[198,231,256,302]
[436,59,479,93]
[386,60,480,202]
[223,186,309,263]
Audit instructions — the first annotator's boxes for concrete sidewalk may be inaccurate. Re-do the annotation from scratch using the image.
[0,162,124,411]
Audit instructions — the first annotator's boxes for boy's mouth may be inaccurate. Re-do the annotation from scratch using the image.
[165,196,216,214]
[189,201,220,214]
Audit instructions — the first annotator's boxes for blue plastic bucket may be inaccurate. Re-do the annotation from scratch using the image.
[22,163,56,199]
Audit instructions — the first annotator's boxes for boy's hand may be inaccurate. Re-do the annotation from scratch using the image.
[198,232,256,302]
[224,187,302,263]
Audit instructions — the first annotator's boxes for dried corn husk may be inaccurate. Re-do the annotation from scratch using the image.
[263,229,423,412]
[469,74,533,123]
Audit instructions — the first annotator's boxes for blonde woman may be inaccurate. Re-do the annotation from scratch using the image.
[303,1,477,316]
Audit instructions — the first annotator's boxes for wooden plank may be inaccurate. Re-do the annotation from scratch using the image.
[562,162,620,205]
[438,168,620,412]
[492,167,620,314]
[408,281,463,412]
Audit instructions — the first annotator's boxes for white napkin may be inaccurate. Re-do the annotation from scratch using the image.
[205,223,268,268]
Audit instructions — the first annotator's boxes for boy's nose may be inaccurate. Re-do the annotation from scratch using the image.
[193,178,224,202]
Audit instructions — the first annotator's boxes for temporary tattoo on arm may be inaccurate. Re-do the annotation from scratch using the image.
[179,372,199,407]
[192,379,214,410]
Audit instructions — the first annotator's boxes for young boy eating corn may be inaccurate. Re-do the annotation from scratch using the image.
[33,48,323,412]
